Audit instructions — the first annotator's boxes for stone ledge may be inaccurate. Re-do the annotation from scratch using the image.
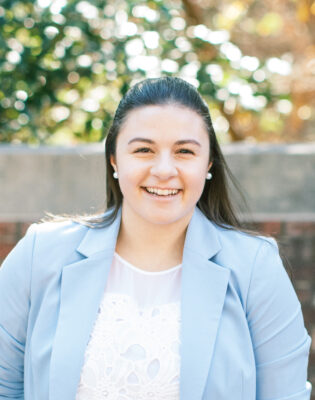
[1,142,314,222]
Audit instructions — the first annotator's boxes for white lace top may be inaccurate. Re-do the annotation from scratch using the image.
[75,252,182,400]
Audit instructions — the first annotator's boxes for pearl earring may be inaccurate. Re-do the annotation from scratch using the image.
[206,172,212,180]
[113,171,118,179]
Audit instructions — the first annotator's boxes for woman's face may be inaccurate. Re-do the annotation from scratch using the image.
[110,104,212,226]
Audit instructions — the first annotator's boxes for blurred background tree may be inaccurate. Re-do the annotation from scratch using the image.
[0,0,314,145]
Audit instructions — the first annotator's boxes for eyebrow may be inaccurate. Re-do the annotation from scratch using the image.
[127,137,201,146]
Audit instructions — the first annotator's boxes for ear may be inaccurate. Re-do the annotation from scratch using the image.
[110,154,117,172]
[208,161,213,171]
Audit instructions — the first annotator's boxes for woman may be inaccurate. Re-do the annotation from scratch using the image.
[0,77,311,400]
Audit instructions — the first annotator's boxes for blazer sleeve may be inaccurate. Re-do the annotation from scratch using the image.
[0,224,36,399]
[246,238,312,400]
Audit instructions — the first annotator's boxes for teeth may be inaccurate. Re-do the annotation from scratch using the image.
[145,187,179,196]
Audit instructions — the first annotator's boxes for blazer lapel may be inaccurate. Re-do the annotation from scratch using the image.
[180,208,230,400]
[49,207,230,400]
[49,209,122,400]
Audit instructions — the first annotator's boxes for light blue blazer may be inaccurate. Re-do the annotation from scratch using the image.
[0,206,311,400]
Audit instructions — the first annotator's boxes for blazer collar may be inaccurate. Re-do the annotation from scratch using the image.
[76,206,222,261]
[49,206,229,400]
[76,207,122,257]
[183,206,221,259]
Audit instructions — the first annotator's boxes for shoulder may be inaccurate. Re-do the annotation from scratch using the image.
[192,208,279,272]
[215,222,296,309]
[24,219,89,259]
[212,224,283,301]
[28,218,88,242]
[0,220,89,295]
[33,218,88,235]
[215,223,278,261]
[2,219,87,266]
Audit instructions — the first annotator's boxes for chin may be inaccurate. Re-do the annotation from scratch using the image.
[149,217,179,226]
[141,209,191,226]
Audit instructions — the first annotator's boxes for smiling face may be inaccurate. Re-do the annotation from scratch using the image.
[110,104,212,227]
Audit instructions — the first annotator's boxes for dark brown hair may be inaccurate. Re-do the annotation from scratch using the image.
[81,76,251,230]
[45,76,292,274]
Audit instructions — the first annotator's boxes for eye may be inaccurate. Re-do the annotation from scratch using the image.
[134,147,152,153]
[178,149,194,155]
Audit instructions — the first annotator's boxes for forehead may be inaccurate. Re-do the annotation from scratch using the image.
[118,104,209,142]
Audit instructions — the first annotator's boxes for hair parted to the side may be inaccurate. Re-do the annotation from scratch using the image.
[77,76,252,231]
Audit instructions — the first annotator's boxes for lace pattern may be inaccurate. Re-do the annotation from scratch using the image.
[76,292,181,400]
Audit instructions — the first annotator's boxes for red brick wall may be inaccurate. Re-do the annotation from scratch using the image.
[0,222,31,261]
[249,220,315,399]
[1,220,315,397]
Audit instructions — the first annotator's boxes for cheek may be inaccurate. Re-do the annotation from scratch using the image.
[181,166,208,201]
[190,176,207,197]
[184,163,207,186]
[117,161,147,191]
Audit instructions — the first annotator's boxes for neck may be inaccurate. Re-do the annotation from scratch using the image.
[115,203,194,270]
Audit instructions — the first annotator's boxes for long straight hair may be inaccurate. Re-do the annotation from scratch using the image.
[45,77,291,273]
[79,76,251,230]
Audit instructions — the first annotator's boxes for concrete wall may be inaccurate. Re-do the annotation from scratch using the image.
[1,142,314,222]
[0,144,106,221]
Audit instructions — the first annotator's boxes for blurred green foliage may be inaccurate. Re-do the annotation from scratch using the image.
[0,0,314,144]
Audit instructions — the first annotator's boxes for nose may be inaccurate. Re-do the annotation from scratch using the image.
[150,152,178,179]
